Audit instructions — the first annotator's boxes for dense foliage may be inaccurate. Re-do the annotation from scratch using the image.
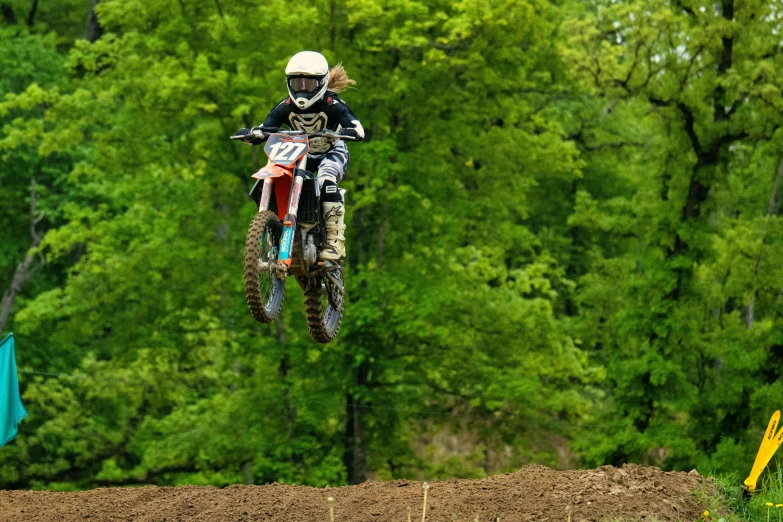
[0,0,781,490]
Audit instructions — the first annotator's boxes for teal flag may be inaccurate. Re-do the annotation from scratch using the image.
[0,333,26,447]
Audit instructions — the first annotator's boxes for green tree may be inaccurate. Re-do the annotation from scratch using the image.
[2,0,781,490]
[560,0,783,472]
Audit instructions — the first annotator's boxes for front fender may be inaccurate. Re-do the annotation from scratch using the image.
[251,162,292,180]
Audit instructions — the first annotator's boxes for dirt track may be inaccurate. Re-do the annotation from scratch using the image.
[0,464,710,522]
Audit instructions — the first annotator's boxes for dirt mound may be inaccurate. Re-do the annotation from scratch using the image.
[0,464,710,522]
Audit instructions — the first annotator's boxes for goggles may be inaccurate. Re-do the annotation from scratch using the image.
[287,76,325,94]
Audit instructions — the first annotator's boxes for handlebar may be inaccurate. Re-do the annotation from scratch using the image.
[313,130,360,141]
[229,128,359,142]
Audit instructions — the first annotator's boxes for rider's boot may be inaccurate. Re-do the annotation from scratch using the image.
[320,201,346,261]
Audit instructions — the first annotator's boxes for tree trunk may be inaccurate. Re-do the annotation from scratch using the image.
[344,361,369,484]
[376,212,389,269]
[276,318,296,424]
[1,3,17,24]
[329,0,336,50]
[666,0,736,301]
[746,157,783,328]
[348,205,366,271]
[0,257,35,334]
[85,0,102,42]
[26,0,38,26]
[276,317,305,475]
[0,179,43,334]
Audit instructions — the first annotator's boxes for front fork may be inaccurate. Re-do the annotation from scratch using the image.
[258,154,308,270]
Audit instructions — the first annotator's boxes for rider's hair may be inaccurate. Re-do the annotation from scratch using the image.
[328,63,356,93]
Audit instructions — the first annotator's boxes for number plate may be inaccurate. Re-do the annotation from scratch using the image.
[264,134,310,167]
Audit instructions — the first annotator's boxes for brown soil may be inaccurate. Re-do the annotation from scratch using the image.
[0,464,711,522]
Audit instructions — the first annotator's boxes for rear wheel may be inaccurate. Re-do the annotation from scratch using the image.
[303,265,344,343]
[244,210,285,323]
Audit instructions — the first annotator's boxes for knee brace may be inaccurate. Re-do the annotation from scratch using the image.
[321,180,343,203]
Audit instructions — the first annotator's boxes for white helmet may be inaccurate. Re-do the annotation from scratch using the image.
[285,51,329,110]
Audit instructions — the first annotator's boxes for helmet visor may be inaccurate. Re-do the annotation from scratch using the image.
[288,76,324,94]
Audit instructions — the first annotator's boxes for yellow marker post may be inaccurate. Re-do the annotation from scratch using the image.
[744,410,783,493]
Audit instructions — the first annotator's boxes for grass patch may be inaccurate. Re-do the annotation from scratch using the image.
[703,463,783,522]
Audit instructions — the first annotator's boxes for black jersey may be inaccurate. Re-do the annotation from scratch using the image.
[262,91,364,154]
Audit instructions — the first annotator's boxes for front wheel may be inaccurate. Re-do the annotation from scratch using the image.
[303,266,345,343]
[244,210,286,323]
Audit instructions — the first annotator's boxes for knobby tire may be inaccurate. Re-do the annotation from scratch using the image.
[304,271,344,344]
[244,210,285,323]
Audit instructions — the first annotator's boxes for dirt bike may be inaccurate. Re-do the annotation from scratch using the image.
[230,127,356,343]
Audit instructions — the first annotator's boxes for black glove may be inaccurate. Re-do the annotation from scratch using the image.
[248,126,270,145]
[235,127,257,144]
[235,126,268,145]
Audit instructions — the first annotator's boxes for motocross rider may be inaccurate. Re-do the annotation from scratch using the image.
[235,51,364,261]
